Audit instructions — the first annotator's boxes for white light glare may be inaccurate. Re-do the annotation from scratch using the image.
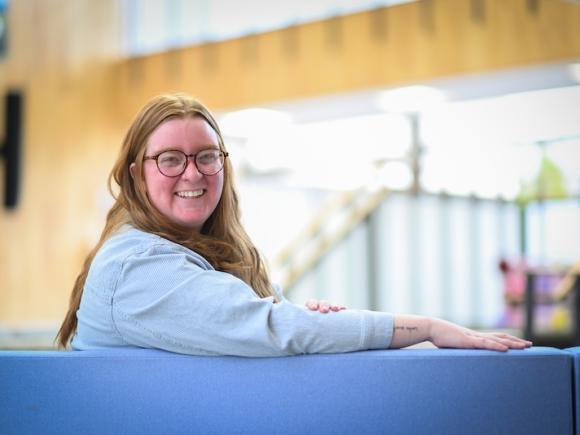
[218,108,294,173]
[375,85,449,114]
[568,62,580,83]
[219,108,293,139]
[378,162,413,190]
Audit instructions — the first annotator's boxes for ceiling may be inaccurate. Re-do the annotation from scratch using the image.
[247,60,580,124]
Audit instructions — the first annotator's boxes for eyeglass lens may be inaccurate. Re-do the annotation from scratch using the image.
[157,149,224,176]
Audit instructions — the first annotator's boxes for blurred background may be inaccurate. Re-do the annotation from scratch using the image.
[0,0,579,348]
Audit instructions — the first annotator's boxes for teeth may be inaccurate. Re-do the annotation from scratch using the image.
[176,190,204,198]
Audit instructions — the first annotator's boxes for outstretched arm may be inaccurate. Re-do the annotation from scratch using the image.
[303,301,532,351]
[390,314,532,351]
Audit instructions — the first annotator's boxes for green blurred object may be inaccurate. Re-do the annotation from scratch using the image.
[517,155,568,204]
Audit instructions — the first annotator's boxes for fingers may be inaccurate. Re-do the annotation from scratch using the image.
[305,299,346,314]
[496,332,533,347]
[472,336,509,352]
[318,300,330,313]
[486,333,532,349]
[305,299,319,311]
[467,332,533,352]
[305,299,329,313]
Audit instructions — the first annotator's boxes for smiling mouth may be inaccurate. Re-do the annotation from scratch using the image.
[175,190,205,198]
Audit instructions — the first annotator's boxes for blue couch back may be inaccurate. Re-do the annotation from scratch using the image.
[0,347,573,435]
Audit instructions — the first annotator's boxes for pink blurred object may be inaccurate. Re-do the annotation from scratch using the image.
[499,258,527,304]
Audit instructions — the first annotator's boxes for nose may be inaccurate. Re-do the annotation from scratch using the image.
[181,157,203,180]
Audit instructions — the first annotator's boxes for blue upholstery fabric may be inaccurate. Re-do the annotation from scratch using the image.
[565,347,580,435]
[0,347,573,435]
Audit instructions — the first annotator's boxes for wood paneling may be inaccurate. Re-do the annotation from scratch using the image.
[0,0,579,327]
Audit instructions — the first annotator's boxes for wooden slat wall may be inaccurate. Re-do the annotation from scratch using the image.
[0,0,579,326]
[0,0,123,326]
[114,0,580,113]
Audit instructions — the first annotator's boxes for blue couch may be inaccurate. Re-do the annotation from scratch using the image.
[566,347,580,435]
[0,347,573,434]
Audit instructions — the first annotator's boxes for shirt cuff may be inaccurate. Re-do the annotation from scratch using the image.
[360,310,394,350]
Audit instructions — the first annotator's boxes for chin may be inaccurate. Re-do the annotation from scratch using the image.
[176,220,204,231]
[175,215,207,231]
[167,207,214,231]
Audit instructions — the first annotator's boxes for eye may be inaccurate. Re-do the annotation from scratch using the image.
[197,150,220,165]
[158,151,184,167]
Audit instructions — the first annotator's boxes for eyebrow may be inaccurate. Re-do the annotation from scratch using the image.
[150,145,220,155]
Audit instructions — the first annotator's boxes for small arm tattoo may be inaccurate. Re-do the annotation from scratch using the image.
[394,326,419,332]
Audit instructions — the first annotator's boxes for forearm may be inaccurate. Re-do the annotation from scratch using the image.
[389,314,532,351]
[389,314,432,348]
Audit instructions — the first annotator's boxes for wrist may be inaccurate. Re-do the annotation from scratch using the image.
[391,314,433,348]
[427,317,436,342]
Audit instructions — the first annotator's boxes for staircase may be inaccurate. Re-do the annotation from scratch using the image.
[272,185,390,293]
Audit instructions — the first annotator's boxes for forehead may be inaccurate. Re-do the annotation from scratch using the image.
[146,116,219,154]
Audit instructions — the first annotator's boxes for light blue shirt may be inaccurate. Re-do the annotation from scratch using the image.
[72,226,394,356]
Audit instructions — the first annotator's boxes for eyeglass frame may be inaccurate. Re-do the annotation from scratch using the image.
[143,148,229,177]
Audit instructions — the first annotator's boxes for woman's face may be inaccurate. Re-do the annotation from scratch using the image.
[134,117,224,231]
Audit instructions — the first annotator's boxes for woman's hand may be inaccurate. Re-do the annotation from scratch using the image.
[390,314,532,351]
[429,318,532,352]
[305,299,346,314]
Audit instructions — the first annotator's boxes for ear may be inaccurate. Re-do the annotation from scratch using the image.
[130,162,148,194]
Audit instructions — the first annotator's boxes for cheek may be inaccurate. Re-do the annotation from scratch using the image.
[213,174,225,199]
[142,167,174,203]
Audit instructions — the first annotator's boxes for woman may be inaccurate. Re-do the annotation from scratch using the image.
[57,93,531,356]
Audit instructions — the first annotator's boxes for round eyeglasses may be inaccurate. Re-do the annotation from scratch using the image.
[144,149,228,177]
